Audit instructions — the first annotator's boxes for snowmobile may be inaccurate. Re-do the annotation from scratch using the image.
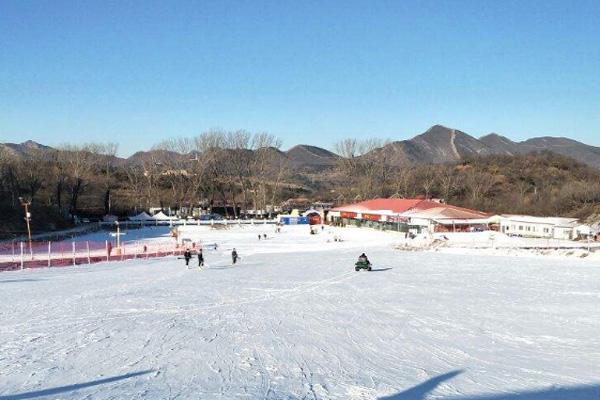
[355,260,372,271]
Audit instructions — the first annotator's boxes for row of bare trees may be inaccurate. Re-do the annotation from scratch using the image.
[0,130,292,235]
[149,130,289,218]
[0,143,119,223]
[3,133,600,236]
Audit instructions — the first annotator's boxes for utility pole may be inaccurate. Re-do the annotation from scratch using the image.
[115,220,121,250]
[19,197,32,257]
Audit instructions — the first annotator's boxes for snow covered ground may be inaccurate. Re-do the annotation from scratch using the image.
[1,225,600,399]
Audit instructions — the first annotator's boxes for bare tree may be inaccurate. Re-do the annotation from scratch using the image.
[437,165,457,202]
[463,169,496,208]
[88,142,119,214]
[57,144,96,220]
[334,138,391,200]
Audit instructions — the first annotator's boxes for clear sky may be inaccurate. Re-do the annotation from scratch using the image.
[1,0,599,156]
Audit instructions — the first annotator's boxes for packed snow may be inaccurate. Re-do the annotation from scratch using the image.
[1,225,600,399]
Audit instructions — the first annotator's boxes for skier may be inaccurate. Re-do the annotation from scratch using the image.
[258,234,261,240]
[198,248,204,267]
[263,233,267,240]
[231,248,239,265]
[184,249,192,267]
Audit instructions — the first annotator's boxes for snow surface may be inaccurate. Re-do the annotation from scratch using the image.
[2,225,600,399]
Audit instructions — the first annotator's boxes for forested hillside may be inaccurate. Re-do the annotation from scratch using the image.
[2,130,600,238]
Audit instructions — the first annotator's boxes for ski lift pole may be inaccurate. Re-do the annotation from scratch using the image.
[20,242,24,270]
[87,241,91,264]
[588,235,591,253]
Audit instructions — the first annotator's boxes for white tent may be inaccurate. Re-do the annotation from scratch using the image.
[128,212,155,221]
[302,209,322,217]
[153,211,176,221]
[103,214,118,222]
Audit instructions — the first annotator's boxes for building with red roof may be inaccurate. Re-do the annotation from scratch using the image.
[328,198,493,233]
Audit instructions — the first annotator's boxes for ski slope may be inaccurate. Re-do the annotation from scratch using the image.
[1,225,600,399]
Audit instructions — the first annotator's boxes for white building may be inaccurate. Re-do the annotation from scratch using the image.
[499,215,590,240]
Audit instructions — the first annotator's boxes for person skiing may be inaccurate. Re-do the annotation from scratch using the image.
[258,234,261,240]
[263,233,267,240]
[197,248,204,267]
[184,249,192,267]
[231,248,239,265]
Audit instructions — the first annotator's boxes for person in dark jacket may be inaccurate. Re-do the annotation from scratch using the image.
[358,253,370,264]
[231,248,239,265]
[184,249,192,266]
[197,249,204,267]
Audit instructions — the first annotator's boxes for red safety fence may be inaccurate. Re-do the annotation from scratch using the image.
[0,240,185,272]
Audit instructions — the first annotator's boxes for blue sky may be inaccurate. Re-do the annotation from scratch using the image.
[1,0,599,156]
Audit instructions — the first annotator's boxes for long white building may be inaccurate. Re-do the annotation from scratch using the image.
[499,215,591,240]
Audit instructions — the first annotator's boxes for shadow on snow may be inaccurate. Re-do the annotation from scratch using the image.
[0,279,44,284]
[0,370,153,400]
[379,369,600,400]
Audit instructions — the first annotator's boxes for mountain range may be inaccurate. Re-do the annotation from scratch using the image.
[2,125,600,169]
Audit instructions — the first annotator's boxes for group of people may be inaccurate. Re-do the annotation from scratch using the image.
[183,246,239,267]
[183,248,205,267]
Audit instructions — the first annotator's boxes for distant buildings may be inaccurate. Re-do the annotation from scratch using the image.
[499,215,591,240]
[328,198,593,240]
[328,198,489,234]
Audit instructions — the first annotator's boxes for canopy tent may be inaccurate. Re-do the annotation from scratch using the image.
[153,211,176,221]
[103,214,118,222]
[302,209,321,217]
[128,212,155,221]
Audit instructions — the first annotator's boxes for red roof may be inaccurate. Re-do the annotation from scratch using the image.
[332,198,425,214]
[332,198,489,218]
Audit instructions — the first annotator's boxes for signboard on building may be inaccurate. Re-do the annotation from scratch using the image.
[386,215,409,223]
[362,213,382,222]
[281,216,309,225]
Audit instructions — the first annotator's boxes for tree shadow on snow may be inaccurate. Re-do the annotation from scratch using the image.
[0,278,43,284]
[379,370,464,399]
[378,369,600,400]
[0,370,153,400]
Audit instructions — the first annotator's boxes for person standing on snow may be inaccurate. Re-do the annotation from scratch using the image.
[197,248,204,267]
[231,248,239,265]
[184,249,192,267]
